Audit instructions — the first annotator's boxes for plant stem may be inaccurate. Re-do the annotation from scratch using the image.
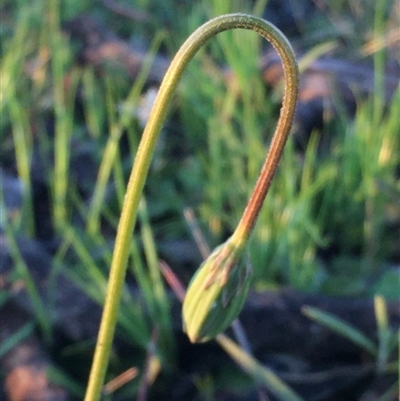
[84,13,298,401]
[231,36,298,245]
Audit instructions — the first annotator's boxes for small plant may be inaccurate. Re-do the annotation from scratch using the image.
[84,13,299,401]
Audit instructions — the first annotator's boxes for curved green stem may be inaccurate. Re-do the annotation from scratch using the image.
[84,13,298,400]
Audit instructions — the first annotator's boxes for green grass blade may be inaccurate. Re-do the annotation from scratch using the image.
[0,321,35,358]
[2,227,52,343]
[48,366,85,398]
[86,32,165,235]
[374,295,394,373]
[376,381,399,401]
[217,334,305,401]
[302,306,378,356]
[138,199,175,359]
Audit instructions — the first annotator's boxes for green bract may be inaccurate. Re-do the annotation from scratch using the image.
[182,239,252,343]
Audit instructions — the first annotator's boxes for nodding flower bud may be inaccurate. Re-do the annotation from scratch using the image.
[182,238,252,343]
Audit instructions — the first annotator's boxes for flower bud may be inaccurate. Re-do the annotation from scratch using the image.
[182,239,251,343]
